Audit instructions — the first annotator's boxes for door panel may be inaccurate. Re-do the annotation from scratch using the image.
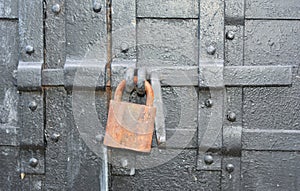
[1,0,300,190]
[242,151,300,191]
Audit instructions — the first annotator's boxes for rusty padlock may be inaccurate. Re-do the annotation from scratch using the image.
[103,80,156,152]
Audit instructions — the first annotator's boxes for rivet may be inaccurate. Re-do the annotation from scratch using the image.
[120,42,129,53]
[29,158,38,168]
[93,2,102,13]
[121,158,128,168]
[204,155,214,165]
[227,112,236,122]
[205,99,213,107]
[28,101,37,111]
[52,4,61,14]
[50,132,60,142]
[226,31,235,40]
[206,45,216,55]
[95,134,104,142]
[25,45,34,54]
[226,163,234,173]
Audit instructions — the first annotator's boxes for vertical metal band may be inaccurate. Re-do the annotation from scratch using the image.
[18,0,45,175]
[197,0,225,170]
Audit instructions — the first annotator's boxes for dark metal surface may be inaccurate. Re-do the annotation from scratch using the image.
[1,0,300,190]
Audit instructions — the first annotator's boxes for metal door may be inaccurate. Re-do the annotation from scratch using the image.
[0,0,299,190]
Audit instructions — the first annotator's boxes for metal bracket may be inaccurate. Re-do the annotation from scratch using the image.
[17,62,45,175]
[17,62,43,91]
[150,72,166,147]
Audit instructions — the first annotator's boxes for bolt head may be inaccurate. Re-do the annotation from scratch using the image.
[205,99,213,107]
[206,45,216,55]
[204,155,214,165]
[50,132,60,142]
[25,45,34,54]
[52,4,61,14]
[226,31,235,40]
[120,42,129,53]
[227,112,237,122]
[28,101,37,111]
[29,158,38,168]
[121,158,128,168]
[93,2,102,13]
[95,134,104,142]
[226,163,234,173]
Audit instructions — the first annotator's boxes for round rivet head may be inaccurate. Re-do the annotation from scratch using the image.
[121,158,128,168]
[226,164,234,173]
[93,2,102,13]
[52,4,61,14]
[50,133,60,142]
[95,134,104,142]
[204,155,214,165]
[205,99,213,107]
[25,45,34,54]
[29,158,38,168]
[28,101,37,111]
[227,112,236,122]
[207,45,216,55]
[120,42,129,53]
[226,31,235,40]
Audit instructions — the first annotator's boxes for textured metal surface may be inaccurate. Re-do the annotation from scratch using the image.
[0,147,20,190]
[245,0,300,19]
[242,129,300,151]
[20,149,45,174]
[0,0,18,18]
[244,20,300,67]
[224,66,292,86]
[112,0,136,61]
[42,69,64,86]
[18,0,43,62]
[242,151,300,190]
[112,150,221,190]
[0,124,18,146]
[225,0,244,25]
[137,19,198,67]
[19,92,44,147]
[199,0,224,61]
[198,0,225,172]
[64,60,106,90]
[1,0,300,190]
[223,126,242,156]
[147,66,198,86]
[17,62,43,91]
[66,0,106,60]
[45,0,65,69]
[199,60,224,88]
[137,0,199,18]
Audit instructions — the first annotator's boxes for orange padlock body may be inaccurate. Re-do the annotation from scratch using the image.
[103,100,156,152]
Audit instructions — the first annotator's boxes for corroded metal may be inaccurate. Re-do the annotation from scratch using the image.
[104,80,156,152]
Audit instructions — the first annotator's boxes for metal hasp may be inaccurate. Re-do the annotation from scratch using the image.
[104,80,156,152]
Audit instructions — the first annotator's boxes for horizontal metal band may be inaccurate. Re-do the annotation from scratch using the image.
[18,64,293,89]
[242,129,300,151]
[17,62,43,91]
[64,60,106,90]
[42,69,64,86]
[147,66,198,86]
[224,65,292,86]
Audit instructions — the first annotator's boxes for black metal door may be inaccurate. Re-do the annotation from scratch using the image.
[0,0,299,190]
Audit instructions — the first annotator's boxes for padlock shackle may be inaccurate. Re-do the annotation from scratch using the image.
[114,80,154,107]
